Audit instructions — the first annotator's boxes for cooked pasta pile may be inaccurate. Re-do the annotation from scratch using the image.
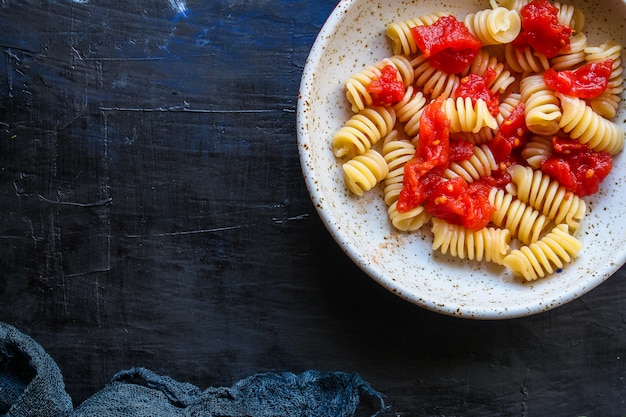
[331,0,625,281]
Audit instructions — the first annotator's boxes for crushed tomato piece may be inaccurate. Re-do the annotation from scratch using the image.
[366,64,405,106]
[488,103,528,165]
[397,96,450,212]
[513,0,571,59]
[544,60,614,99]
[425,178,496,231]
[454,72,500,116]
[541,140,613,196]
[410,15,482,74]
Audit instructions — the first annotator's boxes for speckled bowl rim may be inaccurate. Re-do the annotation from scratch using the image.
[297,0,626,319]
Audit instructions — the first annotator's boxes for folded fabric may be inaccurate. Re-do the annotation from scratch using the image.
[0,322,386,417]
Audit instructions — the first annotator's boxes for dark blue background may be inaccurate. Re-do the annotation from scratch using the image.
[1,1,625,415]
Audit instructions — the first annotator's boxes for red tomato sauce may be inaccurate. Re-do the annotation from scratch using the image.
[410,15,482,74]
[513,0,571,59]
[544,60,614,99]
[366,64,405,106]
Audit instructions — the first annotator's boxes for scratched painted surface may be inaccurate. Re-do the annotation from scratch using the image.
[0,0,625,415]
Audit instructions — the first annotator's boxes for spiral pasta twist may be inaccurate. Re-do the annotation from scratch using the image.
[412,55,461,99]
[502,224,583,281]
[554,1,585,32]
[507,165,587,232]
[342,148,389,196]
[344,55,414,113]
[332,106,397,158]
[489,188,549,244]
[381,131,414,206]
[393,86,427,137]
[496,92,522,125]
[431,217,511,264]
[557,93,625,155]
[521,135,553,169]
[520,74,562,135]
[385,13,450,55]
[505,44,550,74]
[444,144,499,183]
[584,41,624,119]
[441,97,498,134]
[464,6,521,45]
[381,132,431,231]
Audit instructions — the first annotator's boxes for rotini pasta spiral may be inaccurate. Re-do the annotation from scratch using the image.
[464,6,521,45]
[489,188,550,244]
[554,1,585,32]
[444,144,498,183]
[557,93,625,155]
[332,106,397,158]
[385,13,450,55]
[342,148,389,196]
[345,55,414,113]
[520,74,562,136]
[505,44,550,74]
[431,217,511,264]
[412,54,461,99]
[521,135,553,169]
[381,131,414,206]
[441,97,498,134]
[496,92,522,125]
[393,86,427,137]
[507,164,587,232]
[502,224,583,281]
[381,132,431,230]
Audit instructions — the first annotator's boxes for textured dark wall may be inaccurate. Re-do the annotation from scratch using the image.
[1,1,625,415]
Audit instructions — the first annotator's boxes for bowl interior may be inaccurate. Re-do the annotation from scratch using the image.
[297,0,626,319]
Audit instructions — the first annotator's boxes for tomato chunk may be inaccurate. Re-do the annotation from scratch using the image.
[454,72,500,116]
[367,64,405,106]
[541,140,613,196]
[488,103,528,164]
[450,139,475,162]
[425,178,495,231]
[513,0,571,59]
[397,96,450,212]
[411,15,482,74]
[544,60,614,99]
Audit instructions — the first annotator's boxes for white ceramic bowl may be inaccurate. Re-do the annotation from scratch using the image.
[297,0,626,319]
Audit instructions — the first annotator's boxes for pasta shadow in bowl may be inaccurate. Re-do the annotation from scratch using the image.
[297,0,626,319]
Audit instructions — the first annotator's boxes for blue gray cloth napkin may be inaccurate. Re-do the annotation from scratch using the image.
[0,322,386,417]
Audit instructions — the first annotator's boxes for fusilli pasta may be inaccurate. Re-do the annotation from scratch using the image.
[489,188,549,244]
[442,97,498,133]
[557,93,625,155]
[502,224,583,281]
[342,148,388,196]
[431,217,511,264]
[332,106,396,158]
[507,165,587,232]
[520,74,562,136]
[464,6,521,45]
